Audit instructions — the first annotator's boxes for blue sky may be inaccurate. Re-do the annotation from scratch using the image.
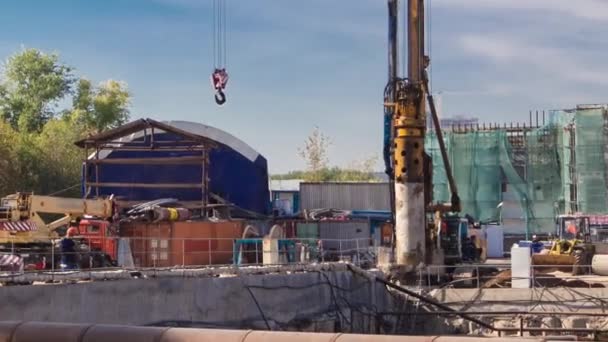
[1,0,608,173]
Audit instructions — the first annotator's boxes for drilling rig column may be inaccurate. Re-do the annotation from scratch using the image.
[393,0,426,267]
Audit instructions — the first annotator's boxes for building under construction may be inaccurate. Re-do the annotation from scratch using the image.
[427,105,608,237]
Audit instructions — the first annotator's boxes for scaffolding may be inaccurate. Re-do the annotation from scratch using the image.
[426,106,608,235]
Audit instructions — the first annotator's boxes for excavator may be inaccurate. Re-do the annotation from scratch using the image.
[0,192,117,270]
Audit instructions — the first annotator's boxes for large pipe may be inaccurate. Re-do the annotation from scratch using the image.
[0,321,547,342]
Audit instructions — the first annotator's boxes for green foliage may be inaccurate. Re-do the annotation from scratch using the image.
[272,167,381,182]
[0,48,74,132]
[35,118,84,196]
[70,79,130,134]
[0,121,19,192]
[280,128,380,182]
[298,126,331,182]
[0,48,132,197]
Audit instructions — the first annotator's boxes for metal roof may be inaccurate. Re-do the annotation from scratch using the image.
[270,179,303,192]
[74,118,218,149]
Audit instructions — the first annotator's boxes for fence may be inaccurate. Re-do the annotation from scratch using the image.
[0,236,377,277]
[418,263,604,289]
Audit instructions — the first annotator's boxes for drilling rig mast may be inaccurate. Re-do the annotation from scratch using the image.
[385,0,426,267]
[386,0,460,268]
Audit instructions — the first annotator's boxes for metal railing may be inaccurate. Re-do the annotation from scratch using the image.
[0,236,378,279]
[419,263,602,289]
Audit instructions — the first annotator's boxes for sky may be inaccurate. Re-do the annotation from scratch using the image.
[1,0,608,173]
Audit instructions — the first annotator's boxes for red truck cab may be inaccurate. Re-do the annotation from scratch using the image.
[77,218,117,263]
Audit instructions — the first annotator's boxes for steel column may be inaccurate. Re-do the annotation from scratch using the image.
[393,0,426,266]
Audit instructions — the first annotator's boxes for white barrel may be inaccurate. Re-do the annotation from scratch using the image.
[591,254,608,276]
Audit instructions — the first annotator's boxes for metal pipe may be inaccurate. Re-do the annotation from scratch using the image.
[388,0,398,81]
[0,321,560,342]
[543,110,546,125]
[378,311,608,317]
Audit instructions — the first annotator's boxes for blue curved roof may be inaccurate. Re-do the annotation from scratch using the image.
[82,120,270,215]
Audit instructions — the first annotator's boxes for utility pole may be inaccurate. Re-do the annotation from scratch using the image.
[386,0,427,268]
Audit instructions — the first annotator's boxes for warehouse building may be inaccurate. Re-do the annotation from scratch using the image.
[76,118,270,216]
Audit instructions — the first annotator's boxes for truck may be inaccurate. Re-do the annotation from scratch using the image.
[0,192,117,270]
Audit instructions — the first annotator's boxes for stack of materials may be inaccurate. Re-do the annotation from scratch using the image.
[123,199,191,223]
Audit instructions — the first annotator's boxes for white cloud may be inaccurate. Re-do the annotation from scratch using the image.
[438,85,515,97]
[458,34,608,86]
[433,0,608,21]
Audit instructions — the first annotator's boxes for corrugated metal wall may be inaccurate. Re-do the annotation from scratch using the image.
[300,183,391,211]
[319,220,370,253]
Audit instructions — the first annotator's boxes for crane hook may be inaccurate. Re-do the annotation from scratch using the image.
[214,90,226,105]
[211,68,229,106]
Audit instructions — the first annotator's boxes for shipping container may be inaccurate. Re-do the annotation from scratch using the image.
[300,182,391,211]
[121,220,245,267]
[297,222,319,241]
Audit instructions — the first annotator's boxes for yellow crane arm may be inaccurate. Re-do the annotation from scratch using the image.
[1,193,114,233]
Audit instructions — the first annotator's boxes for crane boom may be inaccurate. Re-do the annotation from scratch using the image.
[0,192,114,243]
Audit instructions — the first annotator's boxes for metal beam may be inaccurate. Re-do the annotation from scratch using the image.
[86,156,206,165]
[94,147,206,152]
[86,182,204,189]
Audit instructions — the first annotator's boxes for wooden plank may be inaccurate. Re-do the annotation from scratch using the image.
[87,182,203,189]
[87,156,206,165]
[95,147,206,152]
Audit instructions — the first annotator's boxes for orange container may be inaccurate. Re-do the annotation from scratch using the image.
[171,221,244,266]
[121,220,245,267]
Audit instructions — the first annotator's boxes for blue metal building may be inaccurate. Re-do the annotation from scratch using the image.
[76,119,270,216]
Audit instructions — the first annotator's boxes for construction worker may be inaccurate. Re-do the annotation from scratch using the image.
[565,221,578,239]
[60,225,79,270]
[531,235,544,254]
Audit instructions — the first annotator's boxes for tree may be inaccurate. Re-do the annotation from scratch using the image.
[0,48,74,132]
[298,126,331,182]
[0,47,132,197]
[70,78,130,134]
[336,155,379,181]
[0,121,19,194]
[35,118,84,196]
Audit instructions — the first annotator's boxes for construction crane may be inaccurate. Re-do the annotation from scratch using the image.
[0,192,116,269]
[384,0,460,268]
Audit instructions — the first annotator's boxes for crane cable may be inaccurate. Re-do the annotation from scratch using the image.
[211,0,229,105]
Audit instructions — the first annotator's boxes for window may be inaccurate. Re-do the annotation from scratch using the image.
[84,225,99,233]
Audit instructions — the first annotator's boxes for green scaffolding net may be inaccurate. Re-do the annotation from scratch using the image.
[425,107,608,235]
[574,108,608,213]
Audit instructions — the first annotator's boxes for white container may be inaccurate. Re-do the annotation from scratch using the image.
[592,254,608,276]
[263,237,279,265]
[511,246,531,288]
